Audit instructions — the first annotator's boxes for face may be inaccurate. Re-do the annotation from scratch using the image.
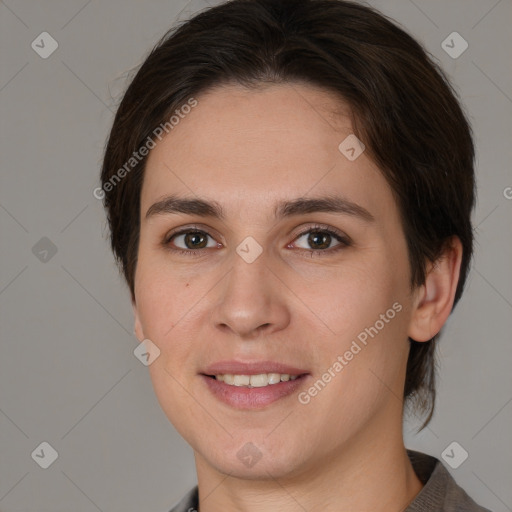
[133,82,417,480]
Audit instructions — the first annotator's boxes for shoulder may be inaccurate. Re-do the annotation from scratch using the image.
[406,449,493,512]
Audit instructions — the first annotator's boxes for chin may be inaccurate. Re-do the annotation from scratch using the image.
[212,454,301,480]
[196,435,311,481]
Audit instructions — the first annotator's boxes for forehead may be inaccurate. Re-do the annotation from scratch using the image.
[141,82,395,221]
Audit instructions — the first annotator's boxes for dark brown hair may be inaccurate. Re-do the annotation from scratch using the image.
[100,0,475,429]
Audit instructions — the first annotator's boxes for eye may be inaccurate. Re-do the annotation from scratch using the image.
[290,224,351,255]
[163,227,219,256]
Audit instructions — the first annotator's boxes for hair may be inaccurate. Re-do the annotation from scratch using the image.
[100,0,475,429]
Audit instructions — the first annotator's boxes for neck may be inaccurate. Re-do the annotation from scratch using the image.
[194,413,424,512]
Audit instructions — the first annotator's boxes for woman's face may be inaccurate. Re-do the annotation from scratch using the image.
[133,82,417,479]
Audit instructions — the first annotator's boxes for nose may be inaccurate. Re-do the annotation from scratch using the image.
[209,248,291,340]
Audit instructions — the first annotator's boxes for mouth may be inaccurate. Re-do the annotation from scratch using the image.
[203,372,303,387]
[200,361,310,409]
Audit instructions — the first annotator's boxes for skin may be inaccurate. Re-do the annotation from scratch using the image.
[132,82,462,512]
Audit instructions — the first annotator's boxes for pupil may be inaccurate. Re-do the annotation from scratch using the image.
[309,232,330,249]
[186,232,206,249]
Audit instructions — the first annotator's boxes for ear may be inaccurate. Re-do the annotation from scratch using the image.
[132,299,145,342]
[408,236,463,342]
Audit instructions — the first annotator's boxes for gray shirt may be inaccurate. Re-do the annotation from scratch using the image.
[168,449,492,512]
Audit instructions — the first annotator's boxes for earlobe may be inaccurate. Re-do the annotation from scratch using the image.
[408,236,463,342]
[132,300,145,342]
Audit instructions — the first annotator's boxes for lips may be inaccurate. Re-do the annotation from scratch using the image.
[200,360,310,409]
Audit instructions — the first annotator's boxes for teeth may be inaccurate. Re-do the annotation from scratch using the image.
[267,373,281,385]
[233,375,250,386]
[223,374,234,385]
[214,373,301,387]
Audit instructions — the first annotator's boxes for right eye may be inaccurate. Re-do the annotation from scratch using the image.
[163,228,220,256]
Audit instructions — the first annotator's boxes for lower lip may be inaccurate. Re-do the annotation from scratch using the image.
[201,374,308,409]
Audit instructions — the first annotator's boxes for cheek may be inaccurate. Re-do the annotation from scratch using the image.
[134,272,192,382]
[306,249,411,406]
[134,264,209,435]
[300,306,410,442]
[312,255,405,344]
[134,245,193,336]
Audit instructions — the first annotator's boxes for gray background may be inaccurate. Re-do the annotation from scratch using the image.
[1,0,511,511]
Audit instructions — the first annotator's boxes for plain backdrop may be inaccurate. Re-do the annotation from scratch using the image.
[1,1,511,511]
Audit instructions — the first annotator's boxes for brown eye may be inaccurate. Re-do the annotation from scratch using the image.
[181,231,209,249]
[164,229,218,254]
[306,231,333,250]
[291,225,351,255]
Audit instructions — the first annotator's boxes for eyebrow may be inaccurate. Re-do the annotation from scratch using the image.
[145,194,375,222]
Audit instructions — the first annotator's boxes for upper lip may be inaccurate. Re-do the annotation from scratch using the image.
[202,360,309,376]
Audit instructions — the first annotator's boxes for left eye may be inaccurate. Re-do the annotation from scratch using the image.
[291,227,349,253]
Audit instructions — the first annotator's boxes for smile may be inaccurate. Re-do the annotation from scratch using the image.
[202,373,309,409]
[211,373,299,387]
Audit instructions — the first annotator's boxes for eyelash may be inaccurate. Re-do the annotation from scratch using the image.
[162,224,351,257]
